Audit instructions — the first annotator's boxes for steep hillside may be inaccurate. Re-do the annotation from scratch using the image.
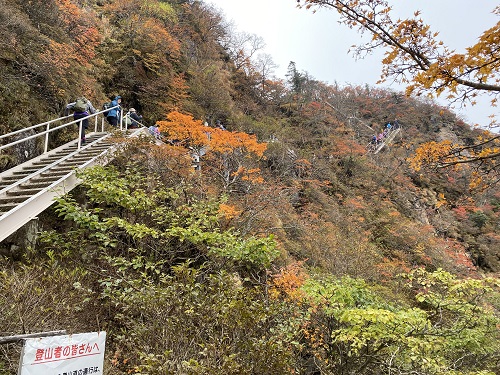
[0,1,498,374]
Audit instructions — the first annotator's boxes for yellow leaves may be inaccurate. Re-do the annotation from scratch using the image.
[447,54,466,70]
[381,48,399,65]
[435,193,447,209]
[468,172,485,191]
[475,147,500,158]
[408,140,453,171]
[142,53,163,75]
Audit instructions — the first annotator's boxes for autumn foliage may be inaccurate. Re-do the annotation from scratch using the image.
[0,1,499,374]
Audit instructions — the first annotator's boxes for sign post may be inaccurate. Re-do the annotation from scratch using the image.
[18,331,106,375]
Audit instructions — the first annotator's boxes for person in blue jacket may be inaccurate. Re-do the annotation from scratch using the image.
[106,95,122,127]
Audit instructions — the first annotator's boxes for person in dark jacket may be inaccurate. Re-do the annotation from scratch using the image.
[66,97,96,144]
[126,108,143,128]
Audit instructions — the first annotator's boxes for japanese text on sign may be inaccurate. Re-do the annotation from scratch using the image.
[19,332,106,375]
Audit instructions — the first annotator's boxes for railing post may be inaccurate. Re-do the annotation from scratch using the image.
[94,115,98,133]
[44,123,50,153]
[78,120,83,149]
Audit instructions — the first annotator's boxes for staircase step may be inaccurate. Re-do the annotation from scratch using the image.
[49,165,76,171]
[2,175,29,182]
[29,176,62,183]
[32,161,58,166]
[0,195,29,204]
[67,156,93,162]
[20,166,42,172]
[40,171,72,178]
[0,203,17,212]
[7,187,43,196]
[19,182,52,189]
[11,170,36,176]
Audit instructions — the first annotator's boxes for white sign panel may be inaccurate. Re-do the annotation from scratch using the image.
[19,331,106,375]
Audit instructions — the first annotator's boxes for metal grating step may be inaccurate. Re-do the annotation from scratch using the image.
[0,195,30,204]
[7,187,43,196]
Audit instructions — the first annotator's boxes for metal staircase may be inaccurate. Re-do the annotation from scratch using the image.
[366,127,402,154]
[373,127,401,154]
[0,110,150,242]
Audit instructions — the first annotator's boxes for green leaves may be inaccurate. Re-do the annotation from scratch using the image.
[297,270,499,375]
[208,233,280,267]
[53,165,281,270]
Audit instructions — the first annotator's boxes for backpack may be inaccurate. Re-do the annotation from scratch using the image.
[73,97,87,112]
[102,102,112,116]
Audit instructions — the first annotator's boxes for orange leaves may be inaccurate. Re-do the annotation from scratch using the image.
[74,27,101,63]
[345,196,366,210]
[157,111,209,146]
[330,138,366,157]
[157,111,268,191]
[159,111,267,157]
[209,128,267,157]
[218,204,241,220]
[140,18,181,59]
[54,0,80,26]
[270,261,308,301]
[167,73,190,107]
[42,40,72,71]
[54,0,101,67]
[233,167,265,184]
[104,0,180,77]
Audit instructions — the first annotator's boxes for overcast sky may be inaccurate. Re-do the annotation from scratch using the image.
[208,0,499,128]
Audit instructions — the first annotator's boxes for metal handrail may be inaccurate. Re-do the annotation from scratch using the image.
[0,133,112,196]
[0,115,73,140]
[123,114,147,130]
[0,142,113,221]
[0,106,120,154]
[0,127,148,228]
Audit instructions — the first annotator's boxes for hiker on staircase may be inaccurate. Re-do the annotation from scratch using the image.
[126,108,143,128]
[377,132,384,144]
[105,95,122,127]
[66,97,97,144]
